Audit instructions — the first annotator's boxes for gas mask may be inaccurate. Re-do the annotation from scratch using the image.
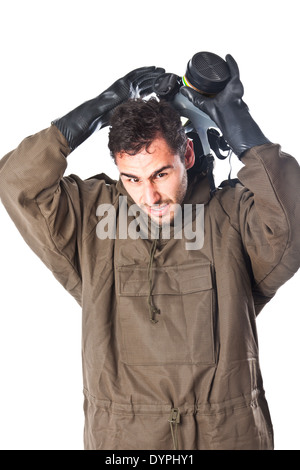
[153,51,232,192]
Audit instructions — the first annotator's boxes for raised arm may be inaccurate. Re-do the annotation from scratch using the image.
[181,55,300,311]
[0,66,164,303]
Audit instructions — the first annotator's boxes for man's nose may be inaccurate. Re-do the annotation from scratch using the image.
[143,182,161,206]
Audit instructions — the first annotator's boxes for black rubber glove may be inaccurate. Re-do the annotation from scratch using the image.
[52,66,165,151]
[180,55,270,157]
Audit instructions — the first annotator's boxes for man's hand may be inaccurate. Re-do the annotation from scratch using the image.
[53,66,165,151]
[180,55,270,157]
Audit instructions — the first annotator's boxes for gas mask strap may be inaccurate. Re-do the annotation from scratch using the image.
[206,153,216,196]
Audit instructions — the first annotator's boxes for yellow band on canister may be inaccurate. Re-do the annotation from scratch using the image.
[182,75,217,97]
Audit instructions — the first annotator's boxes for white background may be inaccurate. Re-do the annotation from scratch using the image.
[0,0,299,450]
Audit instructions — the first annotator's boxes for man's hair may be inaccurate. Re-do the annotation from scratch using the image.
[108,98,187,162]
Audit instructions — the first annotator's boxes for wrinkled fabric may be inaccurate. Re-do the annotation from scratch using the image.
[0,125,299,450]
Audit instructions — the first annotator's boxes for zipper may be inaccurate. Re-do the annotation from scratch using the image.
[168,407,180,450]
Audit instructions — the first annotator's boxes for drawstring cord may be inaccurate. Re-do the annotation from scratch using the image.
[147,238,160,324]
[168,408,180,450]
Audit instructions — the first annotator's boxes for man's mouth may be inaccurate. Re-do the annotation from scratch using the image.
[147,203,170,217]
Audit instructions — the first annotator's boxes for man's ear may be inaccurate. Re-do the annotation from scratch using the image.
[184,138,195,170]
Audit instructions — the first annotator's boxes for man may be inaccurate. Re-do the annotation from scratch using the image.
[0,56,299,450]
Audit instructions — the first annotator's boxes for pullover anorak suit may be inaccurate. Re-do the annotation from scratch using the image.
[0,125,299,450]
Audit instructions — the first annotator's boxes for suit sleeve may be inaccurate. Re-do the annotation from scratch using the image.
[234,143,300,313]
[0,125,83,305]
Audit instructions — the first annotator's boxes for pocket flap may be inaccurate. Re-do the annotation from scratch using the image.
[117,262,212,296]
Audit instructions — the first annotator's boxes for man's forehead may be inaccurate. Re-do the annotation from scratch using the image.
[115,137,180,176]
[117,136,173,158]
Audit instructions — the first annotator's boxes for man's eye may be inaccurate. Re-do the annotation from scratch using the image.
[128,177,140,183]
[156,173,167,179]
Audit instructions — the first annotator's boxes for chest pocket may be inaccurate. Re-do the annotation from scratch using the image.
[117,262,216,366]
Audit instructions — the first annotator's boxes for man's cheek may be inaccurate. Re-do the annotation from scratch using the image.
[126,187,140,205]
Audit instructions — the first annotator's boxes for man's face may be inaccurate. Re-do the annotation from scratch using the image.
[116,136,195,225]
